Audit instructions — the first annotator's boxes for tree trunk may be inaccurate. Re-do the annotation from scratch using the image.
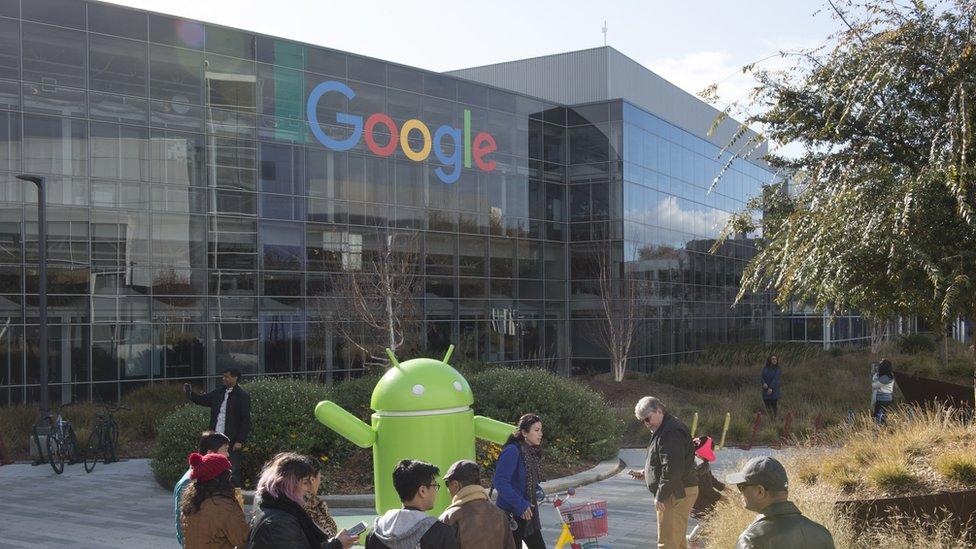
[937,325,949,368]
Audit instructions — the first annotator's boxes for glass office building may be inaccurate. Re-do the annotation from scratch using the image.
[0,0,775,404]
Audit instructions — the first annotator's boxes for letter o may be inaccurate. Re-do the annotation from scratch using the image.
[364,113,398,157]
[400,119,432,161]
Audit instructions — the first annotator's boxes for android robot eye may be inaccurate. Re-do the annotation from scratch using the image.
[412,384,425,395]
[453,381,463,391]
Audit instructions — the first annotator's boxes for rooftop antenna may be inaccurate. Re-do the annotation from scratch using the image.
[602,20,607,46]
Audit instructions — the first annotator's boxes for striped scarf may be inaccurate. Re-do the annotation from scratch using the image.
[521,442,543,505]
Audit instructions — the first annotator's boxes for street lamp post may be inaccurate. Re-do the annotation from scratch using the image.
[16,174,48,418]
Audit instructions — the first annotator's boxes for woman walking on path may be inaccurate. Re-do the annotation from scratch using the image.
[872,359,895,424]
[493,413,546,549]
[761,355,782,418]
[179,452,249,549]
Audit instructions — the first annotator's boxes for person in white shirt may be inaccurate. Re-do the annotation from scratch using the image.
[184,368,251,486]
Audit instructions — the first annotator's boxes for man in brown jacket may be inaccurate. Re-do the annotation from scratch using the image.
[439,460,516,549]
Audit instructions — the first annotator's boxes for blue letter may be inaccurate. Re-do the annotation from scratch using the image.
[433,125,462,184]
[306,81,362,151]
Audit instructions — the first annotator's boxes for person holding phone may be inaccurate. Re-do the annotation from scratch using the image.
[247,453,358,549]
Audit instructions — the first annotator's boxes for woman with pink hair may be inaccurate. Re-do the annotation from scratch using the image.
[247,453,358,549]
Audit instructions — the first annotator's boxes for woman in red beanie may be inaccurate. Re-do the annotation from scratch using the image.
[180,452,249,548]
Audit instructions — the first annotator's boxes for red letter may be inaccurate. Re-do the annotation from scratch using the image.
[472,132,497,171]
[364,113,398,157]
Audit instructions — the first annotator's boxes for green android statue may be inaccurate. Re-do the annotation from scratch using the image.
[314,345,513,515]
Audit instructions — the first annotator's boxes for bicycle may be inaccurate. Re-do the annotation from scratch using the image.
[33,403,79,474]
[539,487,612,549]
[84,404,128,473]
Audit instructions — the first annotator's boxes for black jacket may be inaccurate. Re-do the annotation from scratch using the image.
[247,493,343,549]
[188,384,251,445]
[644,413,697,500]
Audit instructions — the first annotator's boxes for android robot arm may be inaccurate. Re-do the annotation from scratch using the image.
[314,400,375,448]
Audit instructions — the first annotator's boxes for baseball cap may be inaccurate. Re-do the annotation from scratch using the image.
[725,456,789,492]
[443,460,481,483]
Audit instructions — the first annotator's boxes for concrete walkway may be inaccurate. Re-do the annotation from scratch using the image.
[0,447,776,548]
[533,447,776,548]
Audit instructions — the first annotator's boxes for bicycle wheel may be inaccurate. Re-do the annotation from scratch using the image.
[105,422,118,463]
[47,430,65,474]
[84,428,101,473]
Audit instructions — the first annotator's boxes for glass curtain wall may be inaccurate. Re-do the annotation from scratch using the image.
[0,0,570,403]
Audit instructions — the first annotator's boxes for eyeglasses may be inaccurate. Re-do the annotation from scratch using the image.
[425,483,440,491]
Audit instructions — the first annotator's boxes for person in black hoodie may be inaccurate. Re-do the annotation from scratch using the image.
[247,453,358,549]
[366,459,459,549]
[184,368,252,486]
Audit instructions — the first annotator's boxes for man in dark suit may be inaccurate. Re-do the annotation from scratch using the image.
[183,368,251,486]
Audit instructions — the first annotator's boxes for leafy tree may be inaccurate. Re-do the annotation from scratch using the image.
[709,0,976,363]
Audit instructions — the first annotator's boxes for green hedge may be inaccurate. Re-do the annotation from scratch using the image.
[151,369,622,490]
[469,368,622,463]
[151,378,347,490]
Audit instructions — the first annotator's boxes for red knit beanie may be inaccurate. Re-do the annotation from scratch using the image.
[188,452,232,482]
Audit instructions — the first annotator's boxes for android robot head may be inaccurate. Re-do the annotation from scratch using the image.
[372,346,473,413]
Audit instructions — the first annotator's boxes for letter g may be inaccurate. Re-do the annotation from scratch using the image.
[307,81,363,151]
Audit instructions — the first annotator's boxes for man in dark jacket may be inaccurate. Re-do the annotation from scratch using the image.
[630,396,698,549]
[725,456,835,549]
[183,368,251,486]
[439,460,515,549]
[366,459,459,549]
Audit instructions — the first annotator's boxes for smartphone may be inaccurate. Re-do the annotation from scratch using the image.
[346,521,368,536]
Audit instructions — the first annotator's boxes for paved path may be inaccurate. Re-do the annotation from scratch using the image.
[0,459,175,548]
[0,447,776,548]
[534,447,776,548]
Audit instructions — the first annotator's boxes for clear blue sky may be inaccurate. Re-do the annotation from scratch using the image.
[102,0,841,107]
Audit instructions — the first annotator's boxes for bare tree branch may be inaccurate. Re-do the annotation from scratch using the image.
[323,230,422,370]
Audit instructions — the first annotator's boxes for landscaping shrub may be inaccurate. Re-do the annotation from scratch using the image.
[331,374,381,421]
[150,404,210,489]
[866,460,916,493]
[151,378,342,490]
[468,368,623,464]
[934,452,976,486]
[945,357,976,379]
[895,333,936,354]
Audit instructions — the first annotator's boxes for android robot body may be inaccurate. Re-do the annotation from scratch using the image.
[314,345,512,515]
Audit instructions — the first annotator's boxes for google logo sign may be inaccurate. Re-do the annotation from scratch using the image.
[306,81,497,184]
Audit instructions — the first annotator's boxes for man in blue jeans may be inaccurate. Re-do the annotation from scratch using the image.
[173,431,230,546]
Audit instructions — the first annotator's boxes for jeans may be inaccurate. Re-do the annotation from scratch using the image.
[229,448,243,487]
[874,400,891,424]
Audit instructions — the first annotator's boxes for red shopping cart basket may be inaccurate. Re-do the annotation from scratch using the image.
[559,500,608,539]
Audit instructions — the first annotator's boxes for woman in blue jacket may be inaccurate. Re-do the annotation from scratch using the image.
[493,413,545,549]
[761,355,782,418]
